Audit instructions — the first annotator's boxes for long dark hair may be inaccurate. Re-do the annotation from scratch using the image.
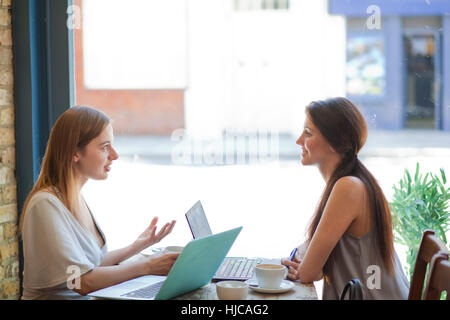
[306,97,394,274]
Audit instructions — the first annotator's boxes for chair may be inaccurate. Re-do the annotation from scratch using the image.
[408,230,449,300]
[423,251,450,300]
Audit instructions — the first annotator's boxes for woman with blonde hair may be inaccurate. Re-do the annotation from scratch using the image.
[20,106,178,300]
[282,97,409,299]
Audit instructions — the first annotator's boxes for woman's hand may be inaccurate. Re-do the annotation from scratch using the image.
[132,217,176,253]
[281,258,301,281]
[144,253,180,276]
[280,242,308,281]
[281,254,324,282]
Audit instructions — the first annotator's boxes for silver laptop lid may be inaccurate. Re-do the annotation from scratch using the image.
[185,200,212,239]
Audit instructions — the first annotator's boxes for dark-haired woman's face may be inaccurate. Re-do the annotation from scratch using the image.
[296,113,336,166]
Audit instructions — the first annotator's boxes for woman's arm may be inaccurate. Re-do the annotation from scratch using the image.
[285,242,324,281]
[296,241,308,261]
[282,176,365,283]
[74,253,179,296]
[75,217,178,295]
[99,243,139,267]
[100,218,176,266]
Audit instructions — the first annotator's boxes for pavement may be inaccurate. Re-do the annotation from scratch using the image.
[113,129,450,164]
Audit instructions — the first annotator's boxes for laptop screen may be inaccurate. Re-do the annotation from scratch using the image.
[185,200,213,239]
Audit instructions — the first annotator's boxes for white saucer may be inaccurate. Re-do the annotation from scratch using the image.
[142,246,183,256]
[246,280,295,294]
[140,247,163,256]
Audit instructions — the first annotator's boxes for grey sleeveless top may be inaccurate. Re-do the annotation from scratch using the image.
[322,228,410,300]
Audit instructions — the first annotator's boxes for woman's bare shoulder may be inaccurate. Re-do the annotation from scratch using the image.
[333,176,366,195]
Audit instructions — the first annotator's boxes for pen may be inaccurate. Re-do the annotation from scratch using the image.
[286,247,298,268]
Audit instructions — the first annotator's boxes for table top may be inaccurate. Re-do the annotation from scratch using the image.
[132,255,317,300]
[174,280,317,300]
[177,257,316,300]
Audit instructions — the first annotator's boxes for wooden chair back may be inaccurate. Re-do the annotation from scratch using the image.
[423,251,450,300]
[408,230,449,300]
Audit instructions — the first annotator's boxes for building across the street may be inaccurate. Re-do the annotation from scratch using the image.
[329,0,450,130]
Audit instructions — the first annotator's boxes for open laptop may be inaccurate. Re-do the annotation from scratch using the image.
[88,227,242,300]
[185,200,259,281]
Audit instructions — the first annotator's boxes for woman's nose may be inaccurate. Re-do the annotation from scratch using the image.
[110,147,119,160]
[296,135,303,146]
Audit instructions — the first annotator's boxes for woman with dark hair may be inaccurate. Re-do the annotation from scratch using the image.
[281,97,409,299]
[20,106,178,299]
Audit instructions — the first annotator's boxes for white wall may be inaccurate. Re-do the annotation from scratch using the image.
[81,0,346,137]
[82,0,187,89]
[183,0,233,139]
[184,0,346,138]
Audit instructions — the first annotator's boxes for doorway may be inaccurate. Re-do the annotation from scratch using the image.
[403,32,441,129]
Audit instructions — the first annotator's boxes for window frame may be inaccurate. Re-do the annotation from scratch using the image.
[12,0,74,294]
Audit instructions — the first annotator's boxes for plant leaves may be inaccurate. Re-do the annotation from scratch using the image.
[441,168,447,185]
[390,164,450,276]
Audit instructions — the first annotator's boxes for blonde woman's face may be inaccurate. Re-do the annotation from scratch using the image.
[73,123,119,182]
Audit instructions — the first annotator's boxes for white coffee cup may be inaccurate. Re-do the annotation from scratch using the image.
[255,264,287,289]
[216,281,248,300]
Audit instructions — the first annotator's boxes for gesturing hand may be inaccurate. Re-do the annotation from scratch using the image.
[133,217,176,253]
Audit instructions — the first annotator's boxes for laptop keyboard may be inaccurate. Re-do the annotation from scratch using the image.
[215,258,258,280]
[121,281,165,299]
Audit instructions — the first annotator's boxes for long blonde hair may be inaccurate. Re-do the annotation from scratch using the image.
[19,106,110,234]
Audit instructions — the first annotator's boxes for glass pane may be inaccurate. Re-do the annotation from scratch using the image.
[72,0,306,258]
[404,34,436,129]
[68,1,450,287]
[234,0,289,11]
[346,35,386,97]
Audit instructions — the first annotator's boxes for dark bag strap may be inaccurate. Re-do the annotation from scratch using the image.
[340,278,363,300]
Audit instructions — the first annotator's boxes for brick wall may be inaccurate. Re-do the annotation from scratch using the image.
[0,0,20,300]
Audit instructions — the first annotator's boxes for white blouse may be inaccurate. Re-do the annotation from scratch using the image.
[21,191,108,300]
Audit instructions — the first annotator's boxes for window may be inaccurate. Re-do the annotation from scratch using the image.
[16,0,450,301]
[72,0,337,259]
[346,34,386,97]
[66,0,449,277]
[234,0,289,11]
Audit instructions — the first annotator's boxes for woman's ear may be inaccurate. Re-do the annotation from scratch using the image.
[328,144,337,154]
[73,149,81,163]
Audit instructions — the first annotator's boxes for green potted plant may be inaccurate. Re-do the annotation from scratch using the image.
[390,162,450,280]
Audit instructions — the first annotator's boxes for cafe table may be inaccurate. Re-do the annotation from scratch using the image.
[124,255,318,300]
